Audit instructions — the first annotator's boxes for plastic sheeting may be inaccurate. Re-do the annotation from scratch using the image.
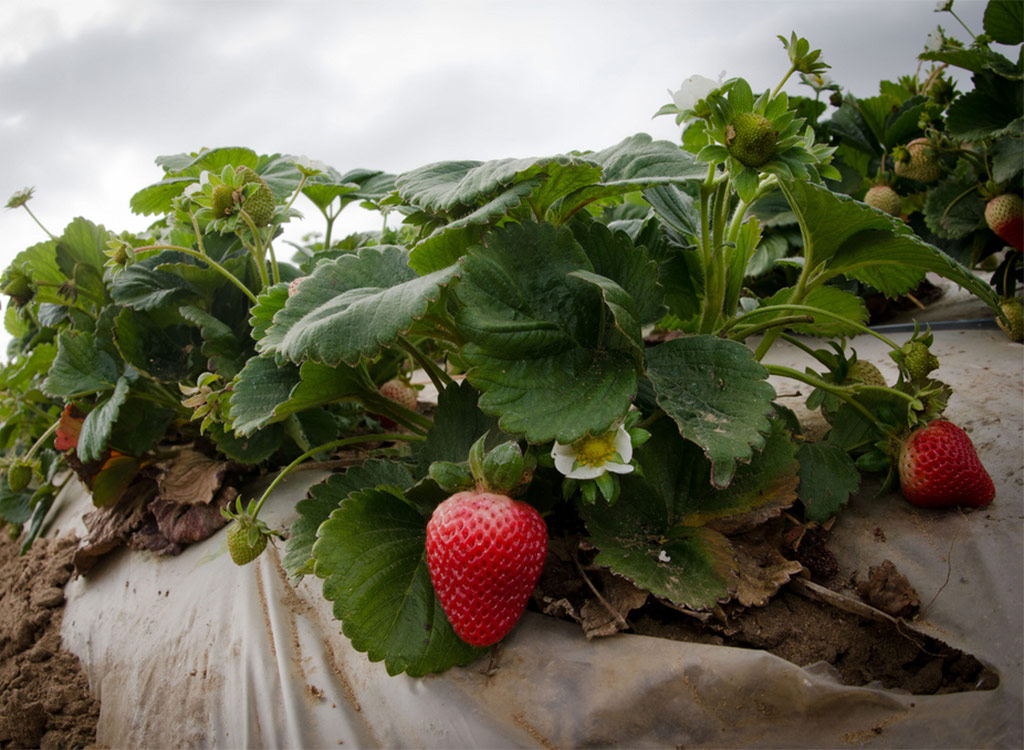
[51,291,1022,748]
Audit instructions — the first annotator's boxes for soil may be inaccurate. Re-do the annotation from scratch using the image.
[0,533,99,749]
[536,529,1000,696]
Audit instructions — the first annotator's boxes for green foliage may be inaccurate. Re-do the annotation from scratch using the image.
[0,13,1009,678]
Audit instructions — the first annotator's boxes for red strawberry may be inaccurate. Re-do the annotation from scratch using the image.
[984,193,1023,251]
[426,490,547,647]
[898,420,995,508]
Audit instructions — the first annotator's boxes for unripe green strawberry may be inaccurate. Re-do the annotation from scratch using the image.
[847,360,887,387]
[237,166,275,226]
[7,462,32,492]
[984,193,1023,251]
[210,183,237,217]
[426,490,548,646]
[902,340,939,380]
[863,185,901,217]
[898,420,995,508]
[894,137,942,183]
[226,520,267,565]
[997,297,1023,342]
[725,112,777,168]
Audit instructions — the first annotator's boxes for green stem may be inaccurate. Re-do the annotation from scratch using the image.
[362,393,433,434]
[24,420,60,462]
[397,334,453,393]
[284,174,308,213]
[726,303,902,354]
[250,432,425,518]
[239,210,271,289]
[727,315,814,341]
[764,364,891,433]
[21,205,57,241]
[772,65,797,98]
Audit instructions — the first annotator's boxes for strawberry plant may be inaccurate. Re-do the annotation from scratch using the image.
[0,8,1009,680]
[813,0,1022,328]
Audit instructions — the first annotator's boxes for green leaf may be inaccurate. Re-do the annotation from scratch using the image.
[0,482,32,525]
[945,72,1023,141]
[205,420,283,465]
[417,381,501,471]
[396,155,596,214]
[991,135,1024,183]
[248,282,289,342]
[456,222,638,443]
[179,305,247,378]
[573,221,667,327]
[112,308,199,383]
[228,355,300,435]
[581,500,737,611]
[91,454,141,507]
[260,246,459,365]
[552,134,706,220]
[129,176,197,216]
[229,356,364,436]
[56,217,109,275]
[41,331,120,398]
[759,285,869,338]
[797,441,861,522]
[923,178,987,240]
[78,377,131,463]
[313,487,484,676]
[984,0,1024,46]
[645,336,776,488]
[109,252,196,311]
[283,460,414,577]
[782,180,1000,309]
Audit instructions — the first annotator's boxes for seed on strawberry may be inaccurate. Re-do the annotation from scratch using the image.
[226,520,267,565]
[901,340,939,381]
[894,137,942,183]
[847,359,887,388]
[210,184,236,217]
[426,490,548,647]
[7,462,32,492]
[237,166,275,226]
[863,185,902,217]
[379,378,418,412]
[997,297,1023,342]
[984,193,1023,251]
[725,112,778,168]
[898,420,995,508]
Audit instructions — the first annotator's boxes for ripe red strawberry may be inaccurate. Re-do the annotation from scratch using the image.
[984,193,1023,251]
[426,490,547,647]
[379,378,418,412]
[898,420,995,508]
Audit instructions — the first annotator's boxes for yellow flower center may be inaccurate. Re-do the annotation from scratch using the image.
[572,432,618,468]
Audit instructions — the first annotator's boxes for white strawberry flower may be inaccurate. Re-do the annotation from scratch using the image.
[669,74,721,113]
[551,424,634,480]
[925,27,944,52]
[292,154,327,177]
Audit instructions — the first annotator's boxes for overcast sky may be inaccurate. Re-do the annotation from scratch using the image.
[0,0,991,357]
